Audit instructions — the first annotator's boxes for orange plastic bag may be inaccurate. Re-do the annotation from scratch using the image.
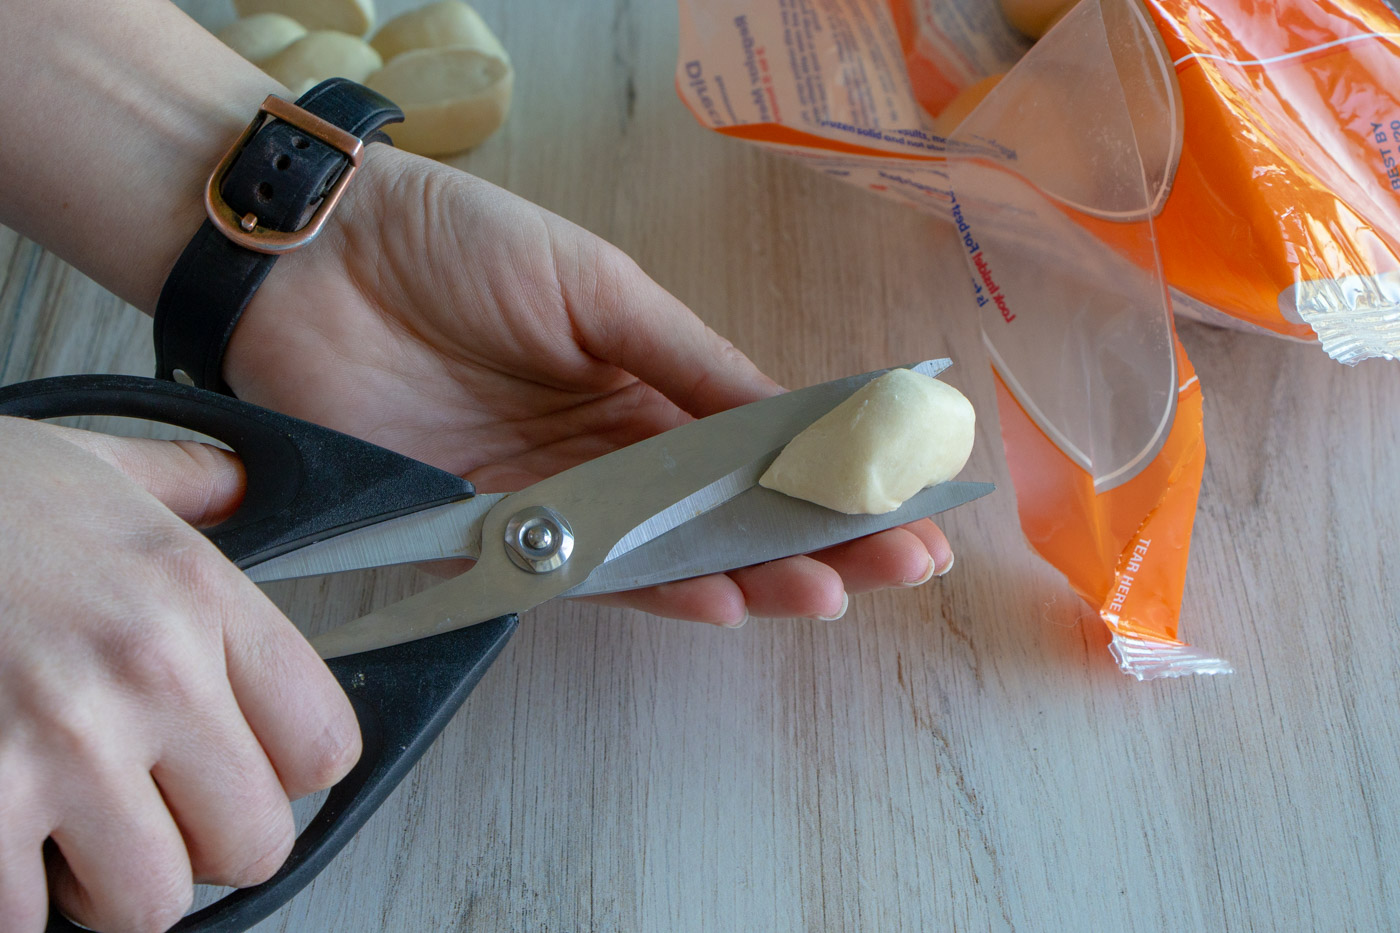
[942,0,1223,677]
[1148,0,1400,360]
[676,0,1400,678]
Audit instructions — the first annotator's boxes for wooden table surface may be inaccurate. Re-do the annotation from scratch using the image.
[3,1,1399,930]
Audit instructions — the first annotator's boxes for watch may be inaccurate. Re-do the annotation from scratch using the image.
[153,78,403,394]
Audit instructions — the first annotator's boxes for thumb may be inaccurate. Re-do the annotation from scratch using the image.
[573,245,784,418]
[48,424,246,527]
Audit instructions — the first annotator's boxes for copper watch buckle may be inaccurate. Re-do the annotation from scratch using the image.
[204,95,365,255]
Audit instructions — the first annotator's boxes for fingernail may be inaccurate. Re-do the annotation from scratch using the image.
[815,592,849,622]
[903,556,938,587]
[936,552,955,577]
[723,612,749,630]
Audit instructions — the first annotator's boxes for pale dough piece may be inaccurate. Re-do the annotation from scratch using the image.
[999,0,1076,39]
[931,73,1004,136]
[370,0,508,64]
[216,14,308,64]
[234,0,374,37]
[759,369,976,515]
[261,31,382,98]
[365,47,512,156]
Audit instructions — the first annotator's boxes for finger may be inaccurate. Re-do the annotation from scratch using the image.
[0,835,47,933]
[0,755,47,933]
[49,772,193,933]
[583,554,848,624]
[896,518,955,576]
[46,425,246,527]
[220,581,361,800]
[728,555,848,620]
[808,522,951,593]
[582,573,748,627]
[151,688,295,887]
[576,246,783,417]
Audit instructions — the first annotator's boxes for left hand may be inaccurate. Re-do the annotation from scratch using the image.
[224,146,952,626]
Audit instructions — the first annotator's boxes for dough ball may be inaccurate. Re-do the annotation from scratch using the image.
[999,0,1076,39]
[366,47,512,155]
[932,73,1005,136]
[261,30,382,98]
[233,0,374,37]
[370,0,508,64]
[216,14,308,63]
[759,369,976,515]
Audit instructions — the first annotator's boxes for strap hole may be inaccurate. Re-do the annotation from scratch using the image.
[291,136,311,149]
[274,154,291,171]
[256,182,274,202]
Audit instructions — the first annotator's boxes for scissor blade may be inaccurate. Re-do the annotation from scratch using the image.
[311,544,535,660]
[244,493,508,583]
[564,481,994,597]
[603,357,954,563]
[310,360,953,658]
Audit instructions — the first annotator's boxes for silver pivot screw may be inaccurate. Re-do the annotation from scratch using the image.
[504,506,574,573]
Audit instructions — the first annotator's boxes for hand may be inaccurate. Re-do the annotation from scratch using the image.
[0,417,360,933]
[225,147,954,626]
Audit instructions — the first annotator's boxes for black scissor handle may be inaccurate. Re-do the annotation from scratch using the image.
[0,375,519,932]
[0,374,475,567]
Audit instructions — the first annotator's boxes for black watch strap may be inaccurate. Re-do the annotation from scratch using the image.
[154,78,403,394]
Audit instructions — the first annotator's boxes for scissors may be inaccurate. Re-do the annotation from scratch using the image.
[0,359,992,933]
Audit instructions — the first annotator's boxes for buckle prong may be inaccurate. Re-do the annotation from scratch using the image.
[204,95,364,255]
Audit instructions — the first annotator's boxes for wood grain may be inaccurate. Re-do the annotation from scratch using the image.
[3,0,1398,930]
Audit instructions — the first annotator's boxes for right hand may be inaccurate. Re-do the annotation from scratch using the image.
[0,416,360,933]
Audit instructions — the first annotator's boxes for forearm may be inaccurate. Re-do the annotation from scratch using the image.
[0,0,286,313]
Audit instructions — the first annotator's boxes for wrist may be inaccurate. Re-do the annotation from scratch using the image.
[219,137,400,401]
[155,80,404,394]
[0,0,287,313]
